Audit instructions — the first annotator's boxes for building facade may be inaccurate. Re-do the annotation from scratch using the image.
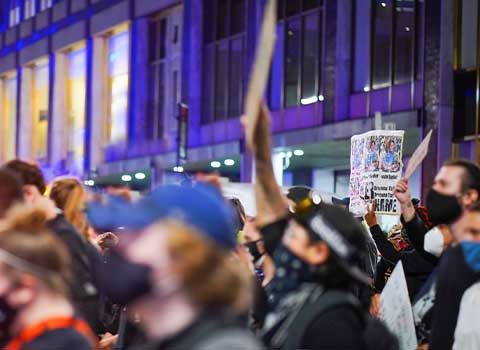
[0,0,474,199]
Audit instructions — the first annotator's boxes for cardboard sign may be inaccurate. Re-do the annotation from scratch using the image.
[244,0,277,148]
[404,130,433,179]
[349,130,404,216]
[380,261,417,350]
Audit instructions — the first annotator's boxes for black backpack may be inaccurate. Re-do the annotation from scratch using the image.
[273,290,399,350]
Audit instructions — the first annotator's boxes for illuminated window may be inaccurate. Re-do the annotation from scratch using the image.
[1,73,17,161]
[40,0,53,11]
[24,0,36,19]
[31,60,49,161]
[107,30,130,144]
[66,47,86,174]
[9,0,21,27]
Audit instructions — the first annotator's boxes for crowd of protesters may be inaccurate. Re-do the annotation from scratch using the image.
[0,103,480,350]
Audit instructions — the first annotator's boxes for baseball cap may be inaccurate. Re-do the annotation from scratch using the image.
[294,198,371,285]
[86,184,237,249]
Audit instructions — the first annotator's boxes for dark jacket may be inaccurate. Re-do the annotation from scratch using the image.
[131,311,262,350]
[47,214,103,334]
[429,245,480,350]
[401,213,439,265]
[370,225,436,299]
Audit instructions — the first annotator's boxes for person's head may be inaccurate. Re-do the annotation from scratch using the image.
[49,177,89,240]
[432,160,480,208]
[2,160,46,203]
[125,220,251,318]
[0,203,71,335]
[284,201,368,289]
[0,169,23,218]
[451,202,480,242]
[229,198,246,234]
[85,184,250,325]
[426,160,480,227]
[370,140,376,151]
[389,140,395,152]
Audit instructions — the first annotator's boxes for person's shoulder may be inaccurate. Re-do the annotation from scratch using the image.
[21,328,94,350]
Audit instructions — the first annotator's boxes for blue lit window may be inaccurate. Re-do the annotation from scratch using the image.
[40,0,53,11]
[9,0,21,27]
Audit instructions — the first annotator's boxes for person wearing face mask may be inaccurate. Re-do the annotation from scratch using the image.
[427,202,480,350]
[0,203,97,350]
[86,184,263,350]
[394,159,480,347]
[242,104,398,350]
[394,159,480,258]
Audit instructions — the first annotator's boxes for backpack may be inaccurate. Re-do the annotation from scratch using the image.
[273,289,399,350]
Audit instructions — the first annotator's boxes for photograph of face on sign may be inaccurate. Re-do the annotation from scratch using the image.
[365,137,379,172]
[379,136,402,173]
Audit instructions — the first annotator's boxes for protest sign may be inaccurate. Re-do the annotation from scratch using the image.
[349,130,404,216]
[404,130,433,179]
[244,0,276,148]
[380,261,417,350]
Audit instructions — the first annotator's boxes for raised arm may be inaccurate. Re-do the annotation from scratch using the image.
[243,103,287,227]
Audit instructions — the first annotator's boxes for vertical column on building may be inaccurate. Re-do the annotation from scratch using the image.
[335,0,352,121]
[323,0,338,123]
[50,52,67,171]
[130,17,148,147]
[89,36,106,172]
[18,67,32,160]
[422,0,454,199]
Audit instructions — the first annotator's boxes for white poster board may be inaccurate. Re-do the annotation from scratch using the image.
[380,261,417,350]
[349,130,404,216]
[404,130,433,179]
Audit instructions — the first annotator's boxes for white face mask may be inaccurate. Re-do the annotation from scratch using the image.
[424,227,444,257]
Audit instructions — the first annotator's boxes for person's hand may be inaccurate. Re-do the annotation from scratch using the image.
[369,293,381,318]
[393,177,412,205]
[364,202,378,228]
[96,232,119,250]
[99,333,118,350]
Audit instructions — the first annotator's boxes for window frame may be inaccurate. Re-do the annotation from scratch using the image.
[201,0,247,124]
[276,0,324,109]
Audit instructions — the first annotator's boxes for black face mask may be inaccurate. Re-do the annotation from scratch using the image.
[245,241,264,263]
[426,189,463,226]
[95,250,153,305]
[0,293,17,336]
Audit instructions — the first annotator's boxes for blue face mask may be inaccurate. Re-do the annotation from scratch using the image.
[461,242,480,273]
[266,244,316,309]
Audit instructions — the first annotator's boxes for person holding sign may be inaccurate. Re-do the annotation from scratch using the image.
[394,159,480,348]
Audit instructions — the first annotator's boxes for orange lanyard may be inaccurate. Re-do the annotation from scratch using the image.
[4,316,98,350]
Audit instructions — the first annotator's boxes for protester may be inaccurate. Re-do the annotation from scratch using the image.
[365,203,436,300]
[394,159,480,345]
[242,104,397,350]
[86,184,263,349]
[0,203,97,350]
[428,203,480,350]
[2,160,104,335]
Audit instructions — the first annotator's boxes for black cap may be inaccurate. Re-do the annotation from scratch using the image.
[294,202,370,285]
